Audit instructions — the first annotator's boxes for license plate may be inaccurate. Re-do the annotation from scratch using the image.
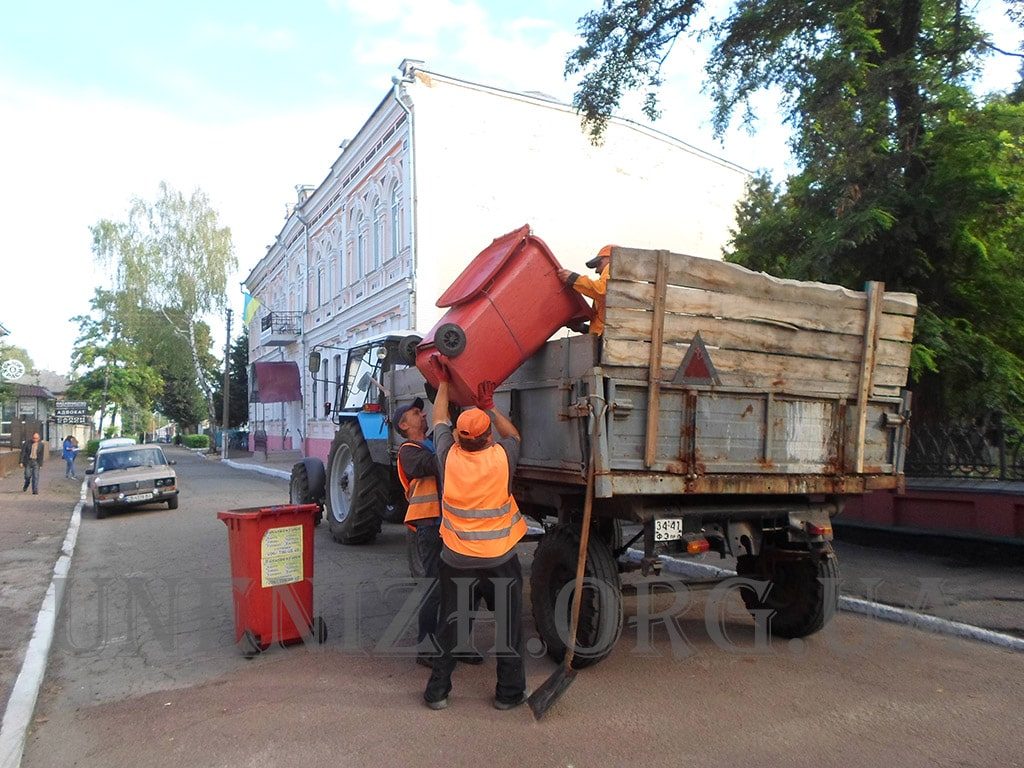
[125,493,153,503]
[654,518,684,542]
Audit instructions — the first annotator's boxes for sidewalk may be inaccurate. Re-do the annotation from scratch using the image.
[0,454,79,715]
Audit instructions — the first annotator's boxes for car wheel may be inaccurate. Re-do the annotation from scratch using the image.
[167,494,179,510]
[94,496,107,520]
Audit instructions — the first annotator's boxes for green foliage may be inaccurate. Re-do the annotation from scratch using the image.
[182,434,210,449]
[84,439,100,458]
[90,182,236,426]
[569,0,1024,424]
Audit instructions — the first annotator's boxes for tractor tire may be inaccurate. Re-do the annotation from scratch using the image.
[735,545,840,639]
[397,334,423,366]
[530,524,623,669]
[325,422,384,545]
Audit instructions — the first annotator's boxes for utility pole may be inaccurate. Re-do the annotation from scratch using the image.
[222,308,232,460]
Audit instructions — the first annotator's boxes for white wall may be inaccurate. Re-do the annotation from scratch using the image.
[409,72,750,333]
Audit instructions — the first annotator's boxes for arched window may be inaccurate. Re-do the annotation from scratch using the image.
[356,212,366,279]
[390,183,401,259]
[372,197,383,270]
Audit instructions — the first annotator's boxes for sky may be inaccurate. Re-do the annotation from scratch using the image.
[1,0,1021,375]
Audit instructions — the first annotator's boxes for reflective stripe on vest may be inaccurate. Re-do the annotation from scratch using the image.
[440,442,525,559]
[397,442,440,529]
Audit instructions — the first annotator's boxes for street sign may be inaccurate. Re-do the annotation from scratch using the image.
[55,401,90,424]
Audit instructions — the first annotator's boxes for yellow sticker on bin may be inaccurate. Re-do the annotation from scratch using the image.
[261,525,303,588]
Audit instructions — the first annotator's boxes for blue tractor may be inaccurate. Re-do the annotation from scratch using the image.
[288,332,427,544]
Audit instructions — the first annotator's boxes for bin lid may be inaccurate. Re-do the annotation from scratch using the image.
[217,504,319,522]
[437,224,550,308]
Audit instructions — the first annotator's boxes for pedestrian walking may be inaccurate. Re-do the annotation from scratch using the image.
[62,435,80,479]
[393,397,483,669]
[422,356,527,711]
[20,432,46,494]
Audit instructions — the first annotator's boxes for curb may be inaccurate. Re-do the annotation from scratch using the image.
[0,481,86,768]
[221,459,290,481]
[621,550,1024,653]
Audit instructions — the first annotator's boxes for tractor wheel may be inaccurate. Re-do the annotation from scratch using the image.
[325,422,384,544]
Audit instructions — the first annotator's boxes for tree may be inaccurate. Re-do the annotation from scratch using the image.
[91,182,236,426]
[212,329,249,428]
[567,0,1024,423]
[68,289,164,434]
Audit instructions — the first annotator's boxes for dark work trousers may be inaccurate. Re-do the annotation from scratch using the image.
[413,523,443,648]
[424,554,525,705]
[23,460,41,493]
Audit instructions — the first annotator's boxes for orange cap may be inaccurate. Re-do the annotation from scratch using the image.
[456,408,492,439]
[587,245,617,269]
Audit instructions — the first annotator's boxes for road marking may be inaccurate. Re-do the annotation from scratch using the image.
[0,481,87,768]
[622,550,1024,653]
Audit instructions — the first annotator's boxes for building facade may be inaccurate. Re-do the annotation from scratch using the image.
[244,60,751,462]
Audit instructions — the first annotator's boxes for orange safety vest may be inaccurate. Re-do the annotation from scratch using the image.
[396,441,441,530]
[572,265,609,336]
[441,443,526,559]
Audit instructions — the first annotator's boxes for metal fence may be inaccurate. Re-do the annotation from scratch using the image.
[905,412,1024,481]
[260,311,302,334]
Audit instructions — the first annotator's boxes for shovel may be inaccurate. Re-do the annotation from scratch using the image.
[528,430,598,720]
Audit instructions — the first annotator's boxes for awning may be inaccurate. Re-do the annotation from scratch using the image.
[250,362,302,403]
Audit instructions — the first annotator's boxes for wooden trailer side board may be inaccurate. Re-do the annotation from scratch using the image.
[603,248,918,399]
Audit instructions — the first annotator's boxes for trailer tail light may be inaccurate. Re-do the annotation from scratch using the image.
[807,523,833,536]
[686,539,711,554]
[363,404,382,413]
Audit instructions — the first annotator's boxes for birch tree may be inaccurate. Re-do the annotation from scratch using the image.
[91,182,236,426]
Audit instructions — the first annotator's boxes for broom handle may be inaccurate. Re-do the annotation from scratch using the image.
[563,425,597,670]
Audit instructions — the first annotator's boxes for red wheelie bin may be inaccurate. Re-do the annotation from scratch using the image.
[415,224,593,405]
[217,504,326,657]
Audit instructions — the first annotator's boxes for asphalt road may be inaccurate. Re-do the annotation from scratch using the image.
[22,447,1024,768]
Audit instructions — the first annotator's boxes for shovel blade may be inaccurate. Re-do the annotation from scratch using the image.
[527,666,578,720]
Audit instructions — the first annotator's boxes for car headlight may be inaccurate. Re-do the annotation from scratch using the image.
[154,477,175,487]
[99,484,120,494]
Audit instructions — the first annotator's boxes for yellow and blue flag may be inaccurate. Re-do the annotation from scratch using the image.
[242,292,262,325]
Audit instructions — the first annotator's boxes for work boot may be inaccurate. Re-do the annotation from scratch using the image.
[423,695,450,710]
[493,692,528,711]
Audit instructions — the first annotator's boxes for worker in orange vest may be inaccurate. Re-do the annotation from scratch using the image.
[421,355,528,711]
[393,397,484,669]
[557,244,616,336]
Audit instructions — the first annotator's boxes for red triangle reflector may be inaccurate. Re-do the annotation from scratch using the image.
[672,332,721,386]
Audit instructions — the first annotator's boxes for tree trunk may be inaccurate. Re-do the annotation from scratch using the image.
[188,319,217,426]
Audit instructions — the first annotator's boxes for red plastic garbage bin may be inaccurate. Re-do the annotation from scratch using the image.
[217,504,326,657]
[416,224,593,405]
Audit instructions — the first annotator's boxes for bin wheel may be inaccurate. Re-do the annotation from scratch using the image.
[397,335,423,366]
[435,323,467,358]
[313,616,328,645]
[240,630,263,659]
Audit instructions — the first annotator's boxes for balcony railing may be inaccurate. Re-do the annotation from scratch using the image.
[259,311,302,346]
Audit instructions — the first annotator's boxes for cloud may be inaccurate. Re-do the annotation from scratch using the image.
[192,21,298,53]
[0,76,363,372]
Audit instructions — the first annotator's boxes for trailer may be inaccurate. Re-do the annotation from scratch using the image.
[294,244,917,667]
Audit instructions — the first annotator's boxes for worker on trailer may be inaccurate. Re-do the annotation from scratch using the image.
[393,397,483,670]
[557,244,615,336]
[421,355,528,711]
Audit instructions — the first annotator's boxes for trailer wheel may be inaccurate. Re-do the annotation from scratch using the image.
[290,461,324,526]
[735,545,839,638]
[325,422,383,545]
[406,528,427,578]
[530,524,623,669]
[435,323,467,358]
